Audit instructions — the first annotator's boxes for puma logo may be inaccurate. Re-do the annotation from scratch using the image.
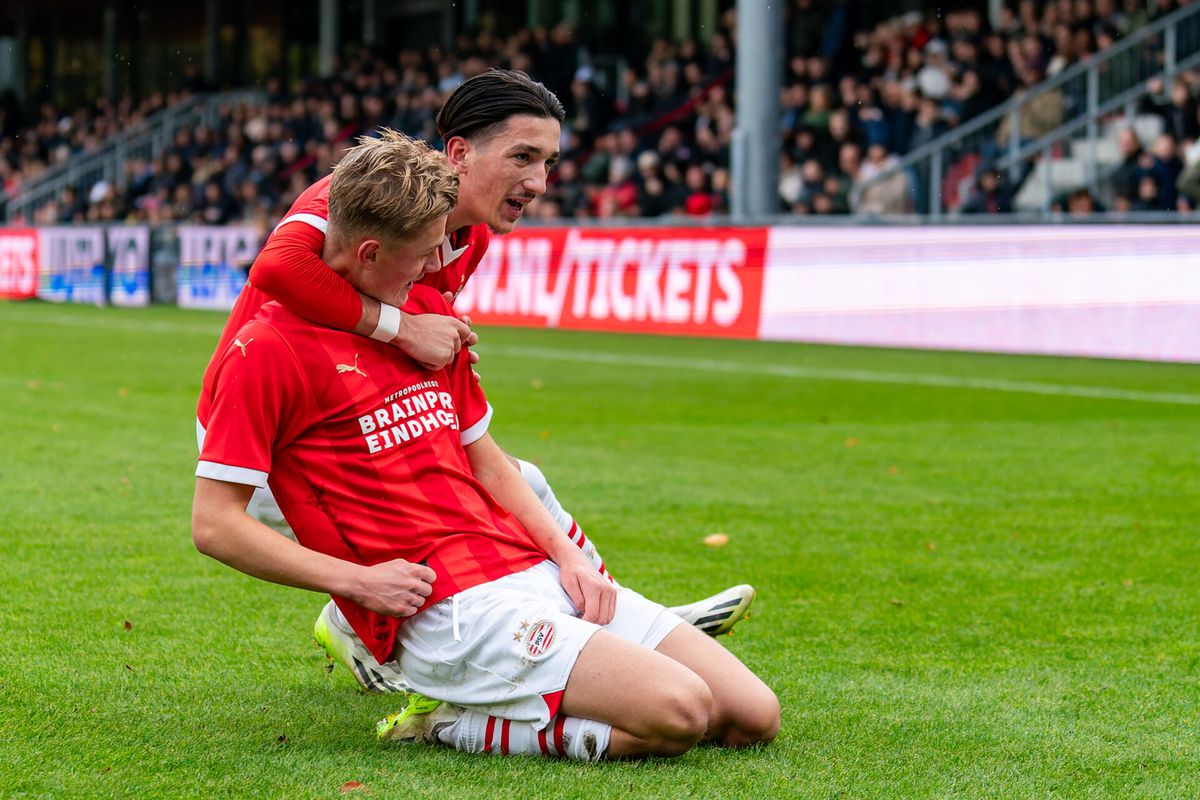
[233,337,253,357]
[336,354,368,378]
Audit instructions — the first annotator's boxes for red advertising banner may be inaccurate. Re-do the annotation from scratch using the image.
[454,227,767,339]
[0,228,39,299]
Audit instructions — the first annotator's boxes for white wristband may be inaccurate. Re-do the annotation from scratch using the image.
[370,303,401,343]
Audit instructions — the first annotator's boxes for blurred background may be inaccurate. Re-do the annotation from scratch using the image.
[2,0,1198,363]
[2,0,1199,228]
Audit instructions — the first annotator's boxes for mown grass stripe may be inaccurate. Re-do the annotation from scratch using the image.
[6,306,1198,407]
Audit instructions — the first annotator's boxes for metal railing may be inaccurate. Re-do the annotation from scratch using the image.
[1,90,268,224]
[850,3,1200,218]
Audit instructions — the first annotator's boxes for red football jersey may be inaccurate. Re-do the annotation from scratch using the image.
[197,173,492,425]
[196,286,545,663]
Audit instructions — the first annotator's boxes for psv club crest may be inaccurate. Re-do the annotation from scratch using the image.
[523,620,557,659]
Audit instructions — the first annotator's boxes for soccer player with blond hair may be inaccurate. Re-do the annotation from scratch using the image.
[197,69,755,698]
[193,131,779,761]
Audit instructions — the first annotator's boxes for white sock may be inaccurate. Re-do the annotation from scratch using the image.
[517,459,617,585]
[438,709,611,761]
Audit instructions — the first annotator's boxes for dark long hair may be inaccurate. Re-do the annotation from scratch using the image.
[436,69,565,144]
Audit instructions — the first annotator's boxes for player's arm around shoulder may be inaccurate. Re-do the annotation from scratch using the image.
[464,433,617,626]
[396,285,478,372]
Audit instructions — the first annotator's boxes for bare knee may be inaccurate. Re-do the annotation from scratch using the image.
[640,671,713,756]
[719,685,780,748]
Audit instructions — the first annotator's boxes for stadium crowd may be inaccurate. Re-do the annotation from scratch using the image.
[2,0,1198,225]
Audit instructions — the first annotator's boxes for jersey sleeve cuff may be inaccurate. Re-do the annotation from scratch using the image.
[459,403,493,446]
[272,212,329,235]
[196,461,269,488]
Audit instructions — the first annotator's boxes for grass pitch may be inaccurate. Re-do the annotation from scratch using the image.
[1,300,1199,799]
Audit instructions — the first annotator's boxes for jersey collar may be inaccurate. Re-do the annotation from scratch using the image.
[440,236,470,267]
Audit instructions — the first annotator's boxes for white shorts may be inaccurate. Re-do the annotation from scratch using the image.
[397,560,682,728]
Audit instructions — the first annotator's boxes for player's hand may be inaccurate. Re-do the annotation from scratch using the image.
[393,312,472,371]
[352,558,437,618]
[558,557,617,626]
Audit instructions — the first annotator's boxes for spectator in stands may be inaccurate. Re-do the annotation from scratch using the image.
[1119,0,1151,34]
[56,185,84,223]
[852,87,889,148]
[682,164,718,216]
[780,83,809,133]
[802,83,834,134]
[1148,77,1200,144]
[7,1,1184,223]
[944,69,989,125]
[779,151,805,209]
[1175,133,1200,207]
[979,31,1018,102]
[1062,187,1104,215]
[196,180,236,225]
[1110,127,1146,207]
[1130,174,1163,211]
[960,168,1015,214]
[853,143,911,214]
[788,0,827,56]
[995,65,1065,151]
[551,157,589,217]
[565,67,615,147]
[824,141,862,213]
[635,150,679,217]
[917,40,953,100]
[789,158,828,214]
[1138,133,1184,209]
[913,93,950,152]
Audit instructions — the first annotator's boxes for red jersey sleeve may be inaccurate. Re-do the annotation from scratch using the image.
[196,320,311,487]
[247,220,363,332]
[453,341,492,445]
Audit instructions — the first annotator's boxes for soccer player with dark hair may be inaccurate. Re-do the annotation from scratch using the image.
[196,69,755,699]
[193,131,779,761]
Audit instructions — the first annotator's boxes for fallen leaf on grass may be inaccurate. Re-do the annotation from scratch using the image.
[341,782,368,794]
[924,542,937,552]
[704,533,729,547]
[887,465,899,476]
[117,387,129,398]
[844,436,859,448]
[123,620,132,631]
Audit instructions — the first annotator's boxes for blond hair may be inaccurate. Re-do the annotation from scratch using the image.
[328,129,458,247]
